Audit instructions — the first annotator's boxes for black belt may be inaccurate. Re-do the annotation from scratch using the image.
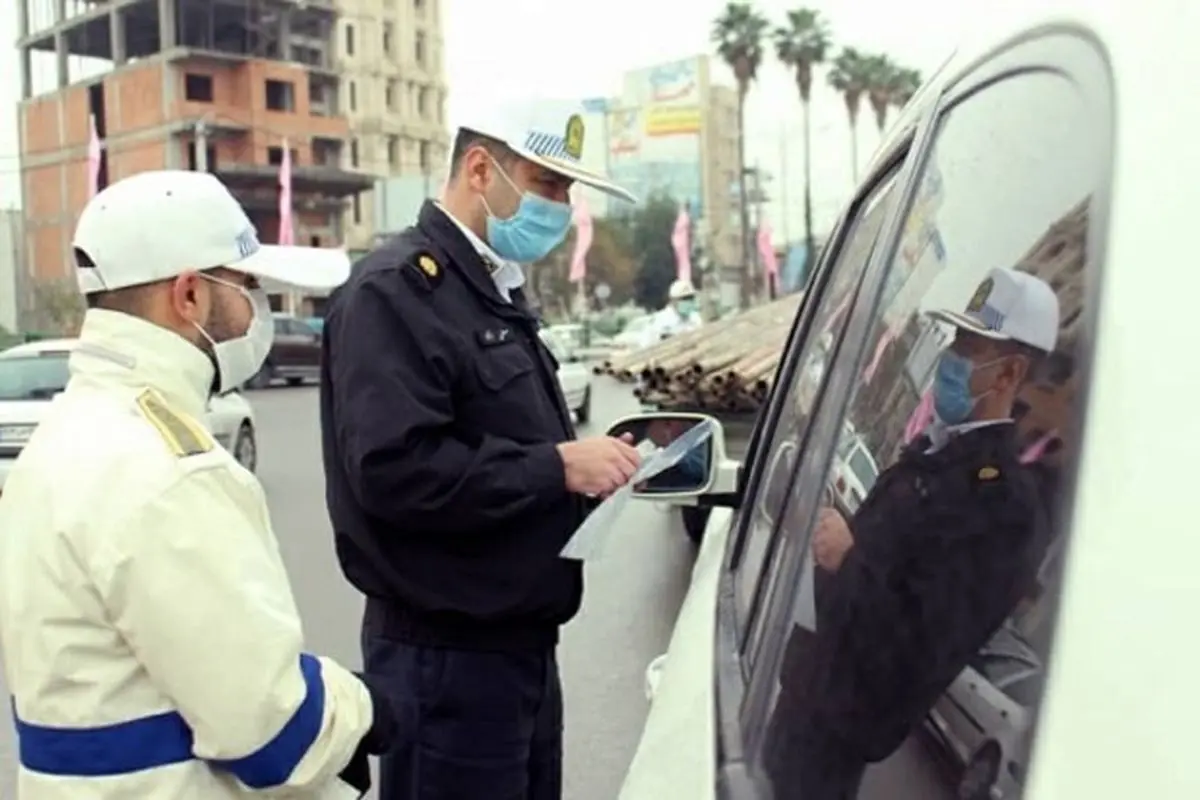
[363,597,558,652]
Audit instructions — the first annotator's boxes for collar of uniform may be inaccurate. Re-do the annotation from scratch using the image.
[70,309,214,422]
[430,201,527,301]
[924,418,1015,455]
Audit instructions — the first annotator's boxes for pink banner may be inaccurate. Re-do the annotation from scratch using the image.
[757,223,778,277]
[903,390,936,445]
[278,140,295,245]
[862,330,895,384]
[569,193,592,283]
[87,114,102,198]
[1020,429,1060,464]
[671,207,691,283]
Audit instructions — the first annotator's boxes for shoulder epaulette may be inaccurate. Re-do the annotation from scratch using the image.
[135,390,213,458]
[401,251,444,293]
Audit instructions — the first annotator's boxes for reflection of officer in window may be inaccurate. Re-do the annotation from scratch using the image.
[764,268,1060,798]
[630,419,708,491]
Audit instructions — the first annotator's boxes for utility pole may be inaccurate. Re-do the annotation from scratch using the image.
[195,119,208,171]
[747,165,770,304]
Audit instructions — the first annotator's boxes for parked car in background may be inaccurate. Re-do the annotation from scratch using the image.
[0,339,257,490]
[831,422,879,513]
[540,330,592,425]
[247,313,322,388]
[925,627,1043,800]
[303,316,325,334]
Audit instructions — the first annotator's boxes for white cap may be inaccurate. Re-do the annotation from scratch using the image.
[73,170,350,294]
[928,267,1059,352]
[668,279,696,300]
[457,107,636,203]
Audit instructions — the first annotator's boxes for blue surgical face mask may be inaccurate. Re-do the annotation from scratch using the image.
[482,160,572,263]
[676,299,697,316]
[932,351,1009,425]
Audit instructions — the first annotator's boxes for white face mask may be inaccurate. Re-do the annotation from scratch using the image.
[192,274,274,394]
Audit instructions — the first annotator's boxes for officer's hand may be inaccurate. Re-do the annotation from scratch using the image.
[558,436,641,496]
[813,507,854,573]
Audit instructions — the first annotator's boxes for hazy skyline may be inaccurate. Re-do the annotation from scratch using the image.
[0,0,1040,238]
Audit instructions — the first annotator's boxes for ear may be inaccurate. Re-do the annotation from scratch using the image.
[1002,355,1031,390]
[461,145,494,193]
[168,271,206,324]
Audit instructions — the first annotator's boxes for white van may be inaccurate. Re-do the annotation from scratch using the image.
[608,5,1200,799]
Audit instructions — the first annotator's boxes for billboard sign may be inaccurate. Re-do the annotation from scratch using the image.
[646,59,699,105]
[645,106,702,136]
[608,107,642,156]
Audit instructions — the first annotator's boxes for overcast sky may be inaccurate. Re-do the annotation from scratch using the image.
[0,0,1047,236]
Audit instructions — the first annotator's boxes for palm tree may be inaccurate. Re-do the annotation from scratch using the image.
[712,1,770,308]
[863,53,899,133]
[827,47,870,181]
[774,8,832,284]
[889,66,923,109]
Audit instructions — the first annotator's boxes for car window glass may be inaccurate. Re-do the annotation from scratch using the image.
[733,169,902,659]
[0,355,70,400]
[273,318,287,335]
[846,449,877,492]
[998,670,1042,707]
[540,333,565,362]
[749,62,1105,800]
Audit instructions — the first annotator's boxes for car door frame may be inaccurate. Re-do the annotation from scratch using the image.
[710,133,930,790]
[711,22,1116,797]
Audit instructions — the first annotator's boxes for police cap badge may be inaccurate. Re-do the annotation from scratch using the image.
[564,114,585,160]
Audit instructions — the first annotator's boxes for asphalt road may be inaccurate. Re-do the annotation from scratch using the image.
[0,375,957,799]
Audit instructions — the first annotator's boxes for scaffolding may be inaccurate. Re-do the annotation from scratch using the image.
[17,0,338,97]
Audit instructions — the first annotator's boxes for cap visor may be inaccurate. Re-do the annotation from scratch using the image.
[231,245,351,290]
[926,308,1012,341]
[517,150,638,203]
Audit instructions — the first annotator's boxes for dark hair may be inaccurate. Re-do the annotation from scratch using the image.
[448,128,516,176]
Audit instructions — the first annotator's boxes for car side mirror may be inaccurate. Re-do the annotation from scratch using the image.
[606,412,738,501]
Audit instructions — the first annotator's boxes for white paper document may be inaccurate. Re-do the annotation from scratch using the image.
[560,419,717,561]
[793,552,818,632]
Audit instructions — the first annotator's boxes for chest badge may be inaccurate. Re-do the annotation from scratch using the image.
[977,466,1001,481]
[477,327,514,347]
[418,254,439,277]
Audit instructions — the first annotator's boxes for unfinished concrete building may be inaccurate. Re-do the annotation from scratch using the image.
[333,0,450,253]
[15,0,371,288]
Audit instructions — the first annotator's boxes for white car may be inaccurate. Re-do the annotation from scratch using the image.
[925,628,1041,800]
[539,330,592,425]
[609,7,1197,800]
[831,423,880,514]
[0,339,258,490]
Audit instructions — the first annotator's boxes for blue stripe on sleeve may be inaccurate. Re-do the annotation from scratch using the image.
[14,704,195,776]
[212,653,327,788]
[13,654,327,786]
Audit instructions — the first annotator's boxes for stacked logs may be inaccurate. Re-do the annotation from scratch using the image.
[593,294,802,412]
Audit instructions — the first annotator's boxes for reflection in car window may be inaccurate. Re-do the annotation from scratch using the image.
[733,169,903,661]
[973,654,1036,688]
[750,61,1106,800]
[539,332,566,362]
[0,355,71,400]
[846,449,877,492]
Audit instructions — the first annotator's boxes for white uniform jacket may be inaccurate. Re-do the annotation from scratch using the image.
[647,308,702,345]
[0,310,375,798]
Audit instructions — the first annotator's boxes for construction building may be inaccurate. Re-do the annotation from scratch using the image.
[15,0,372,292]
[334,0,450,255]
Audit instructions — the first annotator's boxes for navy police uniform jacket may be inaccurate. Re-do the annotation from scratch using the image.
[320,201,586,652]
[777,422,1047,763]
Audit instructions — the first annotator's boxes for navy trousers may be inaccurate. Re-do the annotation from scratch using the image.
[363,635,563,800]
